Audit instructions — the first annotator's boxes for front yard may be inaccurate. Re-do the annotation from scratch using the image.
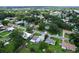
[0,30,11,41]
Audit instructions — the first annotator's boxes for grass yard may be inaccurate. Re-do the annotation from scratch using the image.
[0,31,9,36]
[0,31,11,41]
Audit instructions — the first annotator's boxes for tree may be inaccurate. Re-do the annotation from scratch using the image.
[39,41,49,52]
[0,41,4,52]
[27,42,41,53]
[48,23,61,34]
[9,28,25,52]
[44,33,49,41]
[9,28,23,39]
[2,20,10,26]
[69,33,79,52]
[38,21,45,31]
[26,26,33,33]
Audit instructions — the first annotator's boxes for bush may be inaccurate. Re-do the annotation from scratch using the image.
[2,20,10,26]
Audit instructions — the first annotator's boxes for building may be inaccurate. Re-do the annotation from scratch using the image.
[0,23,4,27]
[45,38,55,45]
[6,27,14,31]
[74,10,79,14]
[22,32,32,39]
[4,42,9,46]
[30,36,41,43]
[15,20,24,25]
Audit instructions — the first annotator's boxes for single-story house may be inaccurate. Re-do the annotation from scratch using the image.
[4,17,17,21]
[45,38,55,45]
[74,10,79,14]
[4,42,9,46]
[30,36,41,43]
[22,32,32,39]
[0,24,3,28]
[6,27,14,31]
[15,21,24,25]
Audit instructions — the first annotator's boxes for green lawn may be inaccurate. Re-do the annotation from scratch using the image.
[0,31,11,41]
[0,31,9,37]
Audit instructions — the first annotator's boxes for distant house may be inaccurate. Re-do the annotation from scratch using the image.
[4,42,9,46]
[0,23,3,28]
[0,23,5,30]
[30,33,44,43]
[4,17,17,21]
[30,36,41,43]
[50,11,61,17]
[37,15,44,19]
[22,32,32,39]
[6,27,14,31]
[45,38,55,45]
[15,20,24,25]
[74,10,79,14]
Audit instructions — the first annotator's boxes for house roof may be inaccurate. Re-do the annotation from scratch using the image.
[62,41,77,51]
[45,38,55,45]
[15,21,24,24]
[74,10,79,13]
[6,27,14,31]
[4,42,9,46]
[30,36,41,43]
[22,32,32,39]
[0,24,3,27]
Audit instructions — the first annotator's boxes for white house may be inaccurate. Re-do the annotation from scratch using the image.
[6,27,14,31]
[4,42,9,46]
[15,20,24,25]
[22,32,32,39]
[4,17,17,21]
[74,10,79,14]
[0,24,3,28]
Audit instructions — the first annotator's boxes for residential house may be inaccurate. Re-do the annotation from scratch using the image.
[30,36,41,43]
[45,38,55,45]
[22,32,32,40]
[6,27,14,31]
